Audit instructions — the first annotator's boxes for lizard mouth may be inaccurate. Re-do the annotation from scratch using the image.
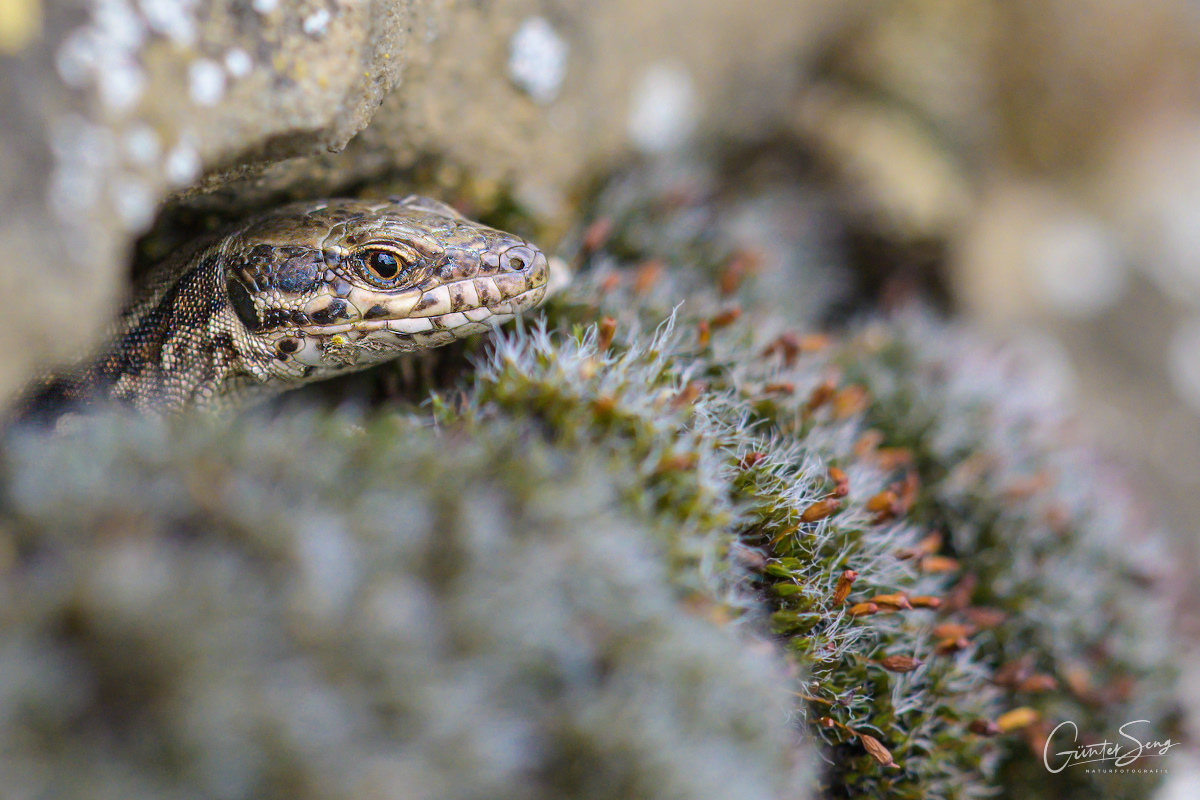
[279,284,548,367]
[295,285,548,338]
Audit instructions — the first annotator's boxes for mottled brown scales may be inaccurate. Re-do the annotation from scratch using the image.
[17,196,550,422]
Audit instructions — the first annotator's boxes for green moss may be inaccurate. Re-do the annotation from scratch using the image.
[0,411,810,800]
[434,163,1175,799]
[0,161,1178,799]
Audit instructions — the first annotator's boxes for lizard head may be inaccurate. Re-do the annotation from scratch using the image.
[221,195,549,381]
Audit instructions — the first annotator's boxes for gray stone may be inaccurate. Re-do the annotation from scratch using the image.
[0,0,860,405]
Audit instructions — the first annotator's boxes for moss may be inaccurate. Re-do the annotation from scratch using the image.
[0,412,810,800]
[441,161,1175,798]
[0,160,1178,799]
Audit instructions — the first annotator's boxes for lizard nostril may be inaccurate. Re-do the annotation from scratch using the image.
[502,245,535,271]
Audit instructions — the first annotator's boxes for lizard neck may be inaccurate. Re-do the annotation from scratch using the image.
[94,248,271,413]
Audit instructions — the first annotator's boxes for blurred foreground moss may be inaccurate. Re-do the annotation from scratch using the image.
[0,413,809,800]
[0,164,1179,799]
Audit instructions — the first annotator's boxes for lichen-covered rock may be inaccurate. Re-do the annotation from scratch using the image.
[0,0,862,405]
[1,0,414,403]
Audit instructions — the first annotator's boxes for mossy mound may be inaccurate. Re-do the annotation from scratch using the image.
[0,162,1179,799]
[1,412,809,800]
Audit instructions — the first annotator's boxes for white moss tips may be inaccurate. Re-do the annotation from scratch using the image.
[0,411,811,800]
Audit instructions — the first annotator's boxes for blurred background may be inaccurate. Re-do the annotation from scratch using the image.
[788,0,1200,561]
[778,6,1200,792]
[4,0,1200,793]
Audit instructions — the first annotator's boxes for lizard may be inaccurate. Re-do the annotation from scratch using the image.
[17,195,551,421]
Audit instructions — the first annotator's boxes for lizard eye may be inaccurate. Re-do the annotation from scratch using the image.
[354,245,417,287]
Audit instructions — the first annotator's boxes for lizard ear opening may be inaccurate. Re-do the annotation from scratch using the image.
[226,275,264,332]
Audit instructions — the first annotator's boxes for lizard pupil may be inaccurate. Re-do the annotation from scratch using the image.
[367,251,400,280]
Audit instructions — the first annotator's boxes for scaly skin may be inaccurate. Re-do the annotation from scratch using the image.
[20,196,550,418]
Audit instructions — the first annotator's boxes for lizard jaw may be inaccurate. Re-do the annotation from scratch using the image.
[279,285,547,368]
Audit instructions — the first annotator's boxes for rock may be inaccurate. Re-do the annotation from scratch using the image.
[0,0,862,406]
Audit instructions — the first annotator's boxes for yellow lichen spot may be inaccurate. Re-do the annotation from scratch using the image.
[0,0,41,54]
